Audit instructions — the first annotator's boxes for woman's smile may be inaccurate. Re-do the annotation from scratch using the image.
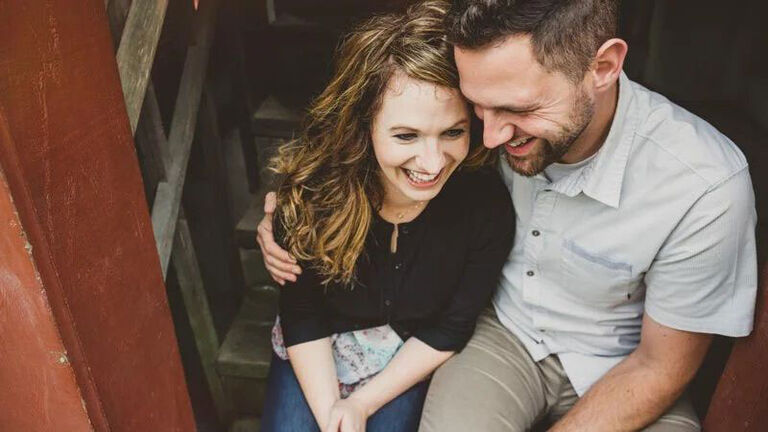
[402,167,443,188]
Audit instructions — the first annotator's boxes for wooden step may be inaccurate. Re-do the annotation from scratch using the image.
[240,248,271,287]
[230,416,260,432]
[235,193,264,249]
[252,95,302,138]
[217,285,278,379]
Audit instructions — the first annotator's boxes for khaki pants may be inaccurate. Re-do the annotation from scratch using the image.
[419,309,700,432]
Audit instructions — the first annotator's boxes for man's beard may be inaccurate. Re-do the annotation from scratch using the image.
[504,89,594,177]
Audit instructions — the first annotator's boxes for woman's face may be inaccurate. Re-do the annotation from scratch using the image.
[371,72,470,207]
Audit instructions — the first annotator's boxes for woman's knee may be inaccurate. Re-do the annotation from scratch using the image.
[261,356,320,432]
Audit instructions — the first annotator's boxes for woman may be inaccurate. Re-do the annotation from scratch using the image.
[259,1,514,431]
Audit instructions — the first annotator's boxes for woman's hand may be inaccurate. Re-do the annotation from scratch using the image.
[324,397,370,432]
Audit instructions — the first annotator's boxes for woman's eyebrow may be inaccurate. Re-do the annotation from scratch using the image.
[389,125,419,131]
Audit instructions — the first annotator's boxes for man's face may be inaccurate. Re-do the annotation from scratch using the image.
[455,35,595,176]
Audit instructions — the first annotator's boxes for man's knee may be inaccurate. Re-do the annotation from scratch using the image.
[642,397,700,432]
[418,347,539,432]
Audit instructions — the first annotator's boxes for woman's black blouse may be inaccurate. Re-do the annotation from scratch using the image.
[276,168,515,352]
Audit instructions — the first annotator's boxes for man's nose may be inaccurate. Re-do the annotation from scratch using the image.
[481,110,515,149]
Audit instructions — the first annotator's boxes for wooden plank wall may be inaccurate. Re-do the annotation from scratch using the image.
[0,0,196,430]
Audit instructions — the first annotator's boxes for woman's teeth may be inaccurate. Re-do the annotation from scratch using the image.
[405,169,439,183]
[508,136,533,147]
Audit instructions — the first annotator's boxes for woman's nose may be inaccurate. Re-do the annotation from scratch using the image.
[416,139,446,173]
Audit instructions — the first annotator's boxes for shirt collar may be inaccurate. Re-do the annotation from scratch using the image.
[580,71,639,208]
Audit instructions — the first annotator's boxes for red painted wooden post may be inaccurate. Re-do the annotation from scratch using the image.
[0,112,94,432]
[0,1,196,430]
[704,262,768,431]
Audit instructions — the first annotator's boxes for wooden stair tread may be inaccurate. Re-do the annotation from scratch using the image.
[240,248,271,287]
[252,95,302,138]
[229,416,260,432]
[235,192,264,249]
[217,285,278,379]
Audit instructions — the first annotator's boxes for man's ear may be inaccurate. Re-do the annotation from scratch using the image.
[591,38,628,91]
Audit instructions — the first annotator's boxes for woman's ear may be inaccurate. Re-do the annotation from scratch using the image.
[591,38,628,92]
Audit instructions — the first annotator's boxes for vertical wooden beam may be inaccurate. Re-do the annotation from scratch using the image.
[105,0,132,45]
[704,264,768,430]
[116,0,170,133]
[0,113,94,432]
[173,213,233,422]
[151,0,217,277]
[135,83,170,205]
[0,0,196,430]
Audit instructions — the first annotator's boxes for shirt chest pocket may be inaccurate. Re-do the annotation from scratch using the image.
[559,240,640,307]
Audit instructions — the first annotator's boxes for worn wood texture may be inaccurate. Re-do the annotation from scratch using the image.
[135,82,169,204]
[116,0,169,133]
[105,0,132,45]
[151,0,217,277]
[0,0,196,430]
[0,113,94,432]
[173,214,232,422]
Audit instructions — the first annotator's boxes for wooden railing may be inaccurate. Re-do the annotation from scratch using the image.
[106,0,231,423]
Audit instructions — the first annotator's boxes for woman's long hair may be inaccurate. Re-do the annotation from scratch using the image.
[271,0,492,285]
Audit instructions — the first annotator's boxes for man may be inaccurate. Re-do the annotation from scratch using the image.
[257,0,758,430]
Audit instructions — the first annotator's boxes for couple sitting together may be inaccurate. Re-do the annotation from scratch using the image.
[256,1,758,431]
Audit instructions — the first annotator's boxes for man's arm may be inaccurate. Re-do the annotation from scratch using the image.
[549,314,712,432]
[256,191,303,285]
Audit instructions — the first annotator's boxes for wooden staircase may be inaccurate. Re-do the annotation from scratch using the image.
[215,4,338,430]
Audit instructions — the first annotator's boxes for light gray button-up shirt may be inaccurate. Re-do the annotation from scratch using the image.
[493,72,758,396]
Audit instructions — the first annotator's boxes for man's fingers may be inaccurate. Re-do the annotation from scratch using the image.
[268,268,295,285]
[264,191,277,214]
[264,250,301,274]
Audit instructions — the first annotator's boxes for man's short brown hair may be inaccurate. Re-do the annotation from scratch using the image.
[445,0,619,81]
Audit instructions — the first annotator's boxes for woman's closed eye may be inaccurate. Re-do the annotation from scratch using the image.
[443,128,466,138]
[393,133,418,142]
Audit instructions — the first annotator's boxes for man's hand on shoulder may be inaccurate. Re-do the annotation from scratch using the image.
[256,191,302,285]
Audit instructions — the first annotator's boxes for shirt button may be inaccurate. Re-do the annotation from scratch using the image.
[385,300,392,307]
[401,226,408,235]
[532,230,540,237]
[394,263,402,270]
[526,270,535,277]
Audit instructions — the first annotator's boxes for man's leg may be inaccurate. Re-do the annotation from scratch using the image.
[642,396,700,432]
[544,375,699,432]
[418,308,551,432]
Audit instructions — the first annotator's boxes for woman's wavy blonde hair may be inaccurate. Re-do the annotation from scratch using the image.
[271,0,494,285]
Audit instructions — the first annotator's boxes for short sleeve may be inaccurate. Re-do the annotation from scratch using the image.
[273,214,333,347]
[413,171,516,351]
[644,168,758,336]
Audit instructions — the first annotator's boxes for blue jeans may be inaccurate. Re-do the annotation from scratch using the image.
[261,355,430,432]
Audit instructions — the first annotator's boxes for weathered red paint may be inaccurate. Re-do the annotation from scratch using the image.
[0,112,94,432]
[704,262,768,431]
[0,1,196,431]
